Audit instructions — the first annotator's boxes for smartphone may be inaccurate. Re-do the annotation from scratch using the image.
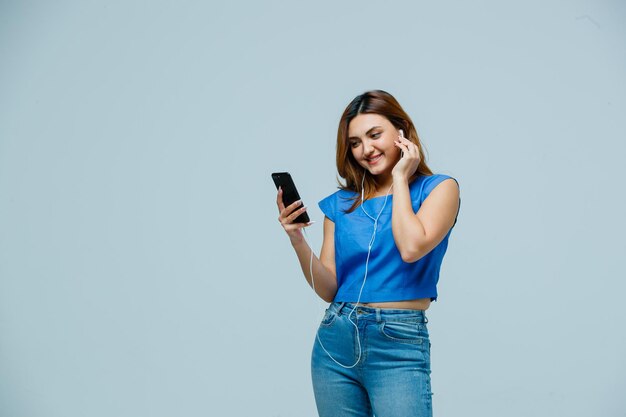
[271,172,311,224]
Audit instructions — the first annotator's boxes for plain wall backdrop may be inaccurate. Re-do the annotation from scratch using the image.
[1,1,625,416]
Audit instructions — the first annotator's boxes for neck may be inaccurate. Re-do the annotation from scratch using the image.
[375,173,394,193]
[371,179,393,198]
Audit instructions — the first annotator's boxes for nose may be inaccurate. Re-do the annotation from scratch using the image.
[362,139,375,156]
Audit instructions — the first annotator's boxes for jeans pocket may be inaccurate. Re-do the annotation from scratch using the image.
[319,309,337,327]
[380,321,428,344]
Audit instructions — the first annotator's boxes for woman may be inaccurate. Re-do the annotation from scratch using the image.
[276,90,460,417]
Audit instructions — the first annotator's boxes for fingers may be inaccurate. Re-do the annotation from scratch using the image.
[284,220,316,231]
[283,202,308,223]
[277,198,309,224]
[277,187,305,214]
[395,138,414,157]
[276,187,305,213]
[276,186,285,212]
[395,134,419,158]
[276,187,316,238]
[397,130,406,157]
[395,139,410,155]
[281,199,304,217]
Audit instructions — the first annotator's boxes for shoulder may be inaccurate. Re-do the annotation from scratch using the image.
[319,188,354,205]
[429,176,459,201]
[419,174,460,227]
[318,189,357,222]
[419,174,458,196]
[409,173,459,209]
[424,173,458,188]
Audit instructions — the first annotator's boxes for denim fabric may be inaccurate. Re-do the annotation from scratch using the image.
[311,302,433,417]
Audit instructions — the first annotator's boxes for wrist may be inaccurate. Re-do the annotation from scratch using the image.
[289,233,306,247]
[392,174,409,184]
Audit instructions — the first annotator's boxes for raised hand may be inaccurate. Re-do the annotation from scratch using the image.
[391,129,420,181]
[276,186,314,243]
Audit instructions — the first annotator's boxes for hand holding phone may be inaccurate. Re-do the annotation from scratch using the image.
[272,172,311,224]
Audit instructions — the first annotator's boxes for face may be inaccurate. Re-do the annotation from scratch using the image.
[347,113,402,177]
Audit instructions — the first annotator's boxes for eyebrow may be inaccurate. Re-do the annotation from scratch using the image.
[348,126,382,141]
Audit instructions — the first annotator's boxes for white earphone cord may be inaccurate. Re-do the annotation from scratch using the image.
[303,174,393,369]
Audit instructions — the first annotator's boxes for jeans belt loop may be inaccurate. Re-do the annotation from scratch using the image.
[336,302,346,315]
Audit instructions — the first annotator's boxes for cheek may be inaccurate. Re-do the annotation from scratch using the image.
[386,138,400,154]
[389,144,403,161]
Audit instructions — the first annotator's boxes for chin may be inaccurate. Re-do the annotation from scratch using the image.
[366,166,388,177]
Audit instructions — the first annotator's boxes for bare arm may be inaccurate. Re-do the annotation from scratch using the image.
[276,188,337,302]
[290,216,337,302]
[391,132,460,263]
[391,177,460,262]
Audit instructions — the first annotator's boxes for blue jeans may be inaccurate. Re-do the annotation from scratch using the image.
[311,302,433,417]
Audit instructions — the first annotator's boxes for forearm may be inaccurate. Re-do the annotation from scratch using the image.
[290,237,337,302]
[391,176,427,262]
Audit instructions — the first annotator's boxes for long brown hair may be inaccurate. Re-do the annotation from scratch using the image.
[336,90,433,213]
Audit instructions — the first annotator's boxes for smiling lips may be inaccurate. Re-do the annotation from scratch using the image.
[366,154,383,165]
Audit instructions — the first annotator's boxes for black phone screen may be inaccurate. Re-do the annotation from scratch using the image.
[271,172,311,224]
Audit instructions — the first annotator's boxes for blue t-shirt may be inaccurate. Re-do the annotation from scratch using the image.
[318,174,459,302]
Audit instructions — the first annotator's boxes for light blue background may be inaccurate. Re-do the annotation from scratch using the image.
[1,1,625,416]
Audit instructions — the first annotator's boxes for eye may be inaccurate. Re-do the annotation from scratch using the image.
[350,141,360,148]
[371,132,381,138]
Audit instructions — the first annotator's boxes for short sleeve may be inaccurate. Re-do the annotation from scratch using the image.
[422,174,457,200]
[318,193,337,222]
